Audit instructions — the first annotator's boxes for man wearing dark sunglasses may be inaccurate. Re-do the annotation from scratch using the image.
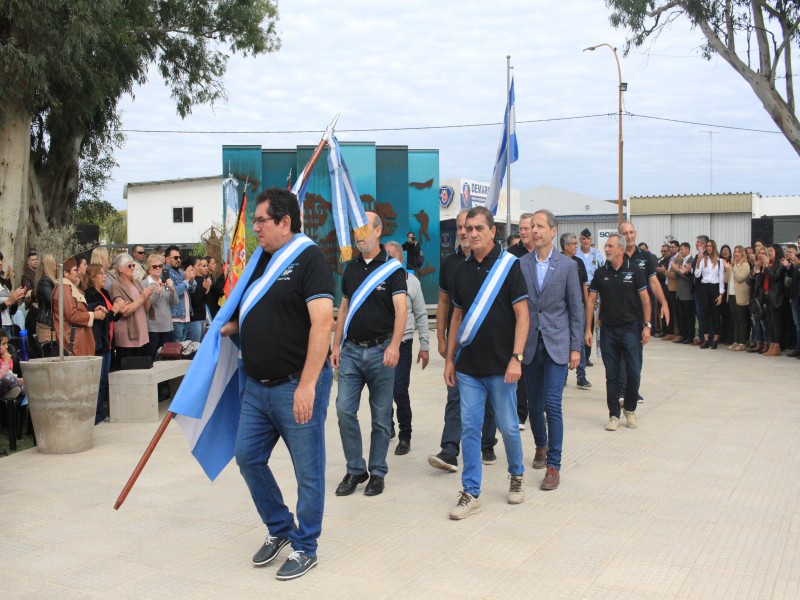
[164,245,196,342]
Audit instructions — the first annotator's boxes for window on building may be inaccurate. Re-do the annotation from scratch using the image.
[173,207,194,223]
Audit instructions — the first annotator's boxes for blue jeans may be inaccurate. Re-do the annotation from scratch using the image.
[234,367,333,556]
[95,351,111,424]
[439,383,497,457]
[171,321,189,343]
[523,338,567,470]
[147,331,173,361]
[600,323,643,418]
[392,339,413,440]
[456,372,524,496]
[187,320,204,343]
[336,339,395,477]
[576,343,586,381]
[753,317,769,344]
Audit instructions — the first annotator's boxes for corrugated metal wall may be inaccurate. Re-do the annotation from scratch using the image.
[710,214,750,248]
[632,213,750,249]
[671,214,711,244]
[631,215,671,249]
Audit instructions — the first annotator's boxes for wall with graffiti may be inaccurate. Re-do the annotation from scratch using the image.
[222,142,440,304]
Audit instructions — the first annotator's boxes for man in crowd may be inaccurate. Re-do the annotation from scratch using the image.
[673,242,696,344]
[130,245,147,280]
[332,213,407,498]
[520,212,583,491]
[782,244,800,357]
[225,187,334,581]
[385,241,430,456]
[402,231,422,272]
[559,232,591,389]
[507,213,534,428]
[444,206,528,519]
[661,240,680,340]
[20,250,38,290]
[655,244,671,337]
[577,229,603,367]
[429,209,498,474]
[164,245,197,342]
[506,233,520,248]
[204,255,226,319]
[585,233,651,431]
[618,221,669,403]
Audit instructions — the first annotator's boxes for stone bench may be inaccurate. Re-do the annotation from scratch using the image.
[109,360,192,423]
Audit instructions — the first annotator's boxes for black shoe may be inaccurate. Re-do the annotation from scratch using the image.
[335,472,368,496]
[788,349,800,357]
[364,474,385,496]
[481,448,497,465]
[395,438,410,455]
[700,340,711,349]
[276,551,318,580]
[252,535,289,566]
[428,452,458,472]
[681,338,692,344]
[585,359,593,367]
[577,378,592,389]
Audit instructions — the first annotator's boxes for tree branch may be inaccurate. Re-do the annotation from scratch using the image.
[750,0,773,75]
[647,0,682,19]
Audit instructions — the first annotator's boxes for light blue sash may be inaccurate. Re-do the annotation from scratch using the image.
[456,250,517,358]
[341,258,404,347]
[238,234,315,327]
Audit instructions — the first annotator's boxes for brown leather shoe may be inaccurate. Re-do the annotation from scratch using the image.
[541,467,560,491]
[747,342,763,353]
[672,336,684,343]
[693,339,703,346]
[532,446,547,470]
[664,335,676,341]
[764,343,782,356]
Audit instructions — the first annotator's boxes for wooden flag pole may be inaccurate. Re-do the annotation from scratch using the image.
[114,411,175,510]
[294,113,340,193]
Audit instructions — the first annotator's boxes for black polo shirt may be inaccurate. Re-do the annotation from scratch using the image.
[589,257,648,327]
[571,255,588,286]
[240,245,334,381]
[439,247,467,335]
[341,245,407,342]
[508,243,531,258]
[452,243,528,377]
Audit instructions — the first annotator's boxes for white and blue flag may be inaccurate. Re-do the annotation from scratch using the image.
[169,233,315,480]
[222,177,239,263]
[485,77,519,215]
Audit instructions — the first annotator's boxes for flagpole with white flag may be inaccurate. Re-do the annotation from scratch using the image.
[485,62,518,220]
[505,55,512,238]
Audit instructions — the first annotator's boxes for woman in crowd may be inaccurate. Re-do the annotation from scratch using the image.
[727,245,751,351]
[0,251,26,336]
[748,248,771,353]
[718,244,734,344]
[109,253,153,369]
[34,253,58,356]
[84,264,125,423]
[187,256,211,342]
[91,247,114,292]
[695,239,725,349]
[52,258,104,356]
[762,244,787,357]
[144,254,178,360]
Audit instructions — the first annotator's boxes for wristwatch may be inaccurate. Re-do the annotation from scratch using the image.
[643,322,652,328]
[511,353,524,362]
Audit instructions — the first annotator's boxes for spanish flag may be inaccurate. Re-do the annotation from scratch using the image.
[223,192,247,301]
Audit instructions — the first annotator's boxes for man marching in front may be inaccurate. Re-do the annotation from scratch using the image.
[519,210,583,491]
[332,212,407,498]
[444,207,529,520]
[227,188,334,581]
[585,233,651,431]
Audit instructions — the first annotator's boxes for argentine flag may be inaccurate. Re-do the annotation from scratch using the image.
[168,234,315,480]
[485,77,519,215]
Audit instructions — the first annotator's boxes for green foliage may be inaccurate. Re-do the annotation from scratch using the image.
[1,0,281,210]
[101,210,127,245]
[31,224,89,263]
[74,199,117,227]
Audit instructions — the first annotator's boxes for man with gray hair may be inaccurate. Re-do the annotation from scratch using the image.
[585,233,651,431]
[385,241,430,455]
[559,232,591,390]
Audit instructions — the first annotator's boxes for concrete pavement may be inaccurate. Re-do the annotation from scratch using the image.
[2,339,799,598]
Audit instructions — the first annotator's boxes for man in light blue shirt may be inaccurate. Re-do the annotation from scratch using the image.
[577,229,603,366]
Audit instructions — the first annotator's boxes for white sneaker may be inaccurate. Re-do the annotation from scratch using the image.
[518,423,526,431]
[449,490,481,520]
[508,475,525,505]
[606,416,619,431]
[623,410,638,429]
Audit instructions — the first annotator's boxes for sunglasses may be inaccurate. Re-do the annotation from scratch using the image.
[151,264,163,269]
[125,264,136,269]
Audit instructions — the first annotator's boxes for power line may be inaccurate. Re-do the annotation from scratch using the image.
[116,111,782,136]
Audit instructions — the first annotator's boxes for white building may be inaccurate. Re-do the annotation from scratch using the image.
[752,195,800,243]
[520,184,622,241]
[125,175,221,245]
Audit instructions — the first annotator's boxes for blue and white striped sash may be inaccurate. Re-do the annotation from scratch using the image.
[238,234,315,327]
[456,251,518,357]
[341,259,404,347]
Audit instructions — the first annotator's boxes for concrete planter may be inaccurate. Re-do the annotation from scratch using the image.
[20,356,102,454]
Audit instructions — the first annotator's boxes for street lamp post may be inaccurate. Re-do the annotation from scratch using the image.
[584,44,626,225]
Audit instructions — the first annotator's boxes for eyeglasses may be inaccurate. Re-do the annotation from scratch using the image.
[169,256,181,262]
[134,250,145,255]
[252,217,272,227]
[125,264,136,269]
[151,264,163,269]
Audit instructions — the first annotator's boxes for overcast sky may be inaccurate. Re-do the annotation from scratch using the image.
[108,0,799,209]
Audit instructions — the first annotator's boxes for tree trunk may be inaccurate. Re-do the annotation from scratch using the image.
[39,136,82,227]
[0,107,33,280]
